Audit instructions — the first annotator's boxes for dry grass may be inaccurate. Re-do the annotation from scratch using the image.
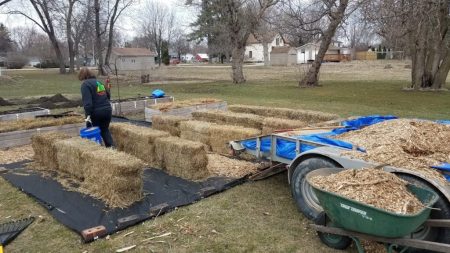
[110,123,170,168]
[310,168,424,214]
[192,110,263,129]
[0,116,84,133]
[150,98,221,112]
[31,132,71,170]
[336,119,450,184]
[207,154,258,178]
[228,104,338,123]
[155,136,209,180]
[180,120,261,155]
[151,114,190,136]
[262,117,309,134]
[0,145,34,164]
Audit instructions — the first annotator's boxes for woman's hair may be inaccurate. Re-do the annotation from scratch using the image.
[78,67,96,81]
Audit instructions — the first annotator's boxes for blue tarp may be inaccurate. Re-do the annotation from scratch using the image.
[241,115,397,160]
[437,120,450,125]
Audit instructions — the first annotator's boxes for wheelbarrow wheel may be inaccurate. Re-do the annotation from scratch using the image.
[317,231,352,250]
[315,212,352,250]
[291,157,341,220]
[395,174,450,253]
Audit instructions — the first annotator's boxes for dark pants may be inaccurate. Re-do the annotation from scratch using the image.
[90,107,114,148]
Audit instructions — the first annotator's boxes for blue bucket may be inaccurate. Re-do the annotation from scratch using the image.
[80,127,102,144]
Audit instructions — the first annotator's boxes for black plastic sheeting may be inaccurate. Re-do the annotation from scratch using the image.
[0,161,245,242]
[111,116,151,127]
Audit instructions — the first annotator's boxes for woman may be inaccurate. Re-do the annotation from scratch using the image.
[78,67,114,147]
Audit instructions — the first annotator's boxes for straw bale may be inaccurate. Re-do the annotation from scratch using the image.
[310,168,424,214]
[0,116,84,133]
[192,110,263,129]
[155,136,208,180]
[335,119,450,184]
[228,104,338,123]
[180,120,260,154]
[152,114,190,136]
[207,154,258,178]
[31,132,71,170]
[83,148,144,207]
[110,123,170,168]
[54,138,100,180]
[179,120,212,147]
[262,117,308,134]
[150,98,221,112]
[208,124,261,155]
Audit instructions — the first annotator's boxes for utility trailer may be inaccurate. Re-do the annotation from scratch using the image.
[229,117,450,251]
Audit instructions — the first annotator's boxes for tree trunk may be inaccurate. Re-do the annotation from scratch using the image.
[432,50,450,89]
[49,34,66,74]
[66,2,75,73]
[299,0,348,87]
[231,45,246,83]
[94,0,104,76]
[104,0,120,69]
[263,42,269,66]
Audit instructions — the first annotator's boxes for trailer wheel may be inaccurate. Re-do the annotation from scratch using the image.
[291,157,341,220]
[396,174,450,253]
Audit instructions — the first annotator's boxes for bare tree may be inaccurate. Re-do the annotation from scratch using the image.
[140,0,175,66]
[0,0,13,7]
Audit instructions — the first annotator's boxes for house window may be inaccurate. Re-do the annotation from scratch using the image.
[131,59,136,63]
[249,51,252,58]
[121,58,125,62]
[276,38,280,46]
[301,49,305,53]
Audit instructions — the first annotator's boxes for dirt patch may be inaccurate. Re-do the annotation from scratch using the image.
[310,168,424,214]
[0,97,14,106]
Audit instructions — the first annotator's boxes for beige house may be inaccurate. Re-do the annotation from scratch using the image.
[110,48,157,74]
[270,46,297,66]
[245,33,286,62]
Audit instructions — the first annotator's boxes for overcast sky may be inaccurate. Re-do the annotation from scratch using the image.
[0,0,195,39]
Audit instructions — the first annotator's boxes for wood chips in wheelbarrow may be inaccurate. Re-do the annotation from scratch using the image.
[335,119,450,185]
[310,168,424,214]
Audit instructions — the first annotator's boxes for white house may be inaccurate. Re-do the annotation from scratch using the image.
[181,53,194,62]
[245,33,286,62]
[297,43,319,64]
[110,47,157,74]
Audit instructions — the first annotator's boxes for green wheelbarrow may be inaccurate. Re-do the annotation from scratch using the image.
[306,168,450,253]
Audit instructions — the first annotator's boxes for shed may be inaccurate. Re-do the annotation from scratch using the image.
[195,54,209,62]
[270,46,297,66]
[297,43,319,64]
[110,48,157,75]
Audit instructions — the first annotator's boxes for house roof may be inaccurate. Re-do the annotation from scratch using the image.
[271,46,294,54]
[247,32,283,44]
[196,53,208,59]
[112,47,157,57]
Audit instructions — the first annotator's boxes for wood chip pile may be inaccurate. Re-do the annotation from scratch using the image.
[151,114,190,136]
[180,120,261,154]
[207,154,258,178]
[310,168,424,214]
[155,136,209,180]
[110,123,170,168]
[150,98,221,112]
[192,110,263,129]
[228,104,338,123]
[31,133,144,208]
[335,119,450,184]
[0,116,84,133]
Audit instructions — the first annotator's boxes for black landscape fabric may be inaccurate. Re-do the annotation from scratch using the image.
[0,161,244,242]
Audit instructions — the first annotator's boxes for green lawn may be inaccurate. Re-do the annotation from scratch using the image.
[0,65,449,252]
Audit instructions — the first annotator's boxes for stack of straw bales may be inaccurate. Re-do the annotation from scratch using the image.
[180,120,260,154]
[31,133,144,208]
[228,104,338,123]
[192,110,263,129]
[110,123,170,168]
[32,132,71,170]
[151,115,190,136]
[155,136,209,180]
[262,117,308,134]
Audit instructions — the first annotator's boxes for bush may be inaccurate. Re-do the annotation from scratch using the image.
[6,54,28,69]
[34,60,59,69]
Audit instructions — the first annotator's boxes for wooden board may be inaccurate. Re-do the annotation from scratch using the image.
[144,101,228,122]
[0,108,51,121]
[111,97,174,115]
[0,123,85,149]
